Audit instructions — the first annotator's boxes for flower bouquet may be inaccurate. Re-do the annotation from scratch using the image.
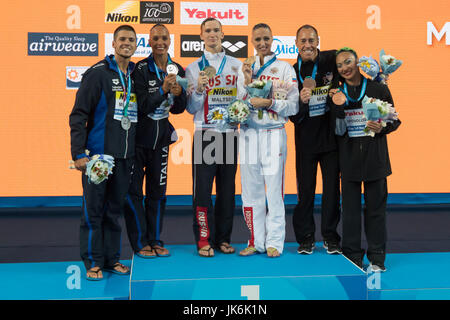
[358,49,402,84]
[85,154,115,184]
[227,99,250,123]
[175,75,189,91]
[362,95,398,137]
[246,79,272,98]
[246,79,273,119]
[206,106,229,125]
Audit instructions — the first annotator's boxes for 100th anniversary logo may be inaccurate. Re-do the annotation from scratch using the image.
[140,1,174,24]
[28,33,98,56]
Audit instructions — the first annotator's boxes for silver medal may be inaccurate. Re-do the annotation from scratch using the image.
[166,63,179,75]
[121,116,131,130]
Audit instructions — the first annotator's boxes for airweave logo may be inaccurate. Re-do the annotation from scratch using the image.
[180,35,247,58]
[105,0,140,23]
[28,33,98,56]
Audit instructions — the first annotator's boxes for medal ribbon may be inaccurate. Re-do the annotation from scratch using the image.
[113,56,132,117]
[199,53,227,75]
[253,55,277,79]
[297,57,318,84]
[153,54,173,82]
[342,77,368,105]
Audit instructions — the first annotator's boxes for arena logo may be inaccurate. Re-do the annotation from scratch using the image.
[180,2,248,25]
[427,22,450,45]
[105,33,174,58]
[28,33,98,56]
[180,35,248,58]
[105,0,140,24]
[140,1,174,24]
[66,66,89,89]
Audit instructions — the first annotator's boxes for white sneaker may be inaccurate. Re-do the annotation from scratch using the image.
[368,263,386,272]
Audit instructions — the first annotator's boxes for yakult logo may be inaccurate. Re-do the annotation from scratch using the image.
[180,2,248,25]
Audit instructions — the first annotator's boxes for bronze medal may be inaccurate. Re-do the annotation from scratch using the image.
[332,91,347,105]
[303,77,316,90]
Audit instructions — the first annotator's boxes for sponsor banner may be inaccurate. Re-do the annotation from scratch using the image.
[105,33,175,57]
[180,35,247,58]
[66,66,89,90]
[180,2,248,25]
[253,36,321,60]
[28,33,98,56]
[105,0,140,24]
[140,1,174,24]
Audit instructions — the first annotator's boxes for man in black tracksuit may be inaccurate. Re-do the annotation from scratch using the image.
[69,25,140,280]
[289,25,341,255]
[123,24,186,258]
[333,48,401,271]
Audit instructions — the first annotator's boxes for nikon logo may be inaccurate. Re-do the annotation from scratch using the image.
[106,13,138,23]
[211,88,235,95]
[105,0,140,24]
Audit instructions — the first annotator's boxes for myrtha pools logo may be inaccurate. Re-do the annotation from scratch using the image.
[66,66,89,89]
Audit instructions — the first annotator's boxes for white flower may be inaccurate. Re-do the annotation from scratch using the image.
[227,100,250,123]
[248,80,266,89]
[381,55,397,65]
[85,154,115,184]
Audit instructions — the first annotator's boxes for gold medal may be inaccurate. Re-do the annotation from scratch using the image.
[244,56,256,65]
[202,66,216,79]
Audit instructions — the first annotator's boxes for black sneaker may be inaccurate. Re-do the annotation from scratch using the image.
[323,241,342,254]
[368,262,387,272]
[297,241,315,254]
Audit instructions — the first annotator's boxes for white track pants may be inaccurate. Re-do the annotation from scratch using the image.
[239,127,287,254]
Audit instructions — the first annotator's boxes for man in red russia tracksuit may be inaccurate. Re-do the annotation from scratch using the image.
[185,18,245,257]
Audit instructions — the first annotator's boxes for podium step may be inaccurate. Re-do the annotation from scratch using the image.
[130,242,367,300]
[367,252,450,300]
[0,260,131,300]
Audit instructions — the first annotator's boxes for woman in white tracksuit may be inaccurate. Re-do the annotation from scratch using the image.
[239,23,299,257]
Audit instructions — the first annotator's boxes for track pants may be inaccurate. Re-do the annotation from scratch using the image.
[240,128,287,254]
[292,149,341,244]
[124,145,169,252]
[80,158,133,270]
[192,130,238,249]
[341,178,387,265]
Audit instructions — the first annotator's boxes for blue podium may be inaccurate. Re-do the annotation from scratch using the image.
[130,243,367,300]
